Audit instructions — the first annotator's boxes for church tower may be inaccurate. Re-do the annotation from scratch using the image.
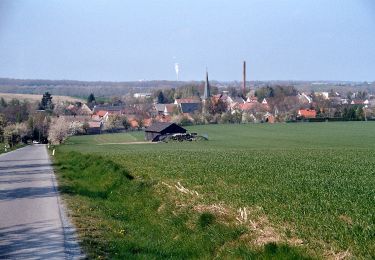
[203,69,211,100]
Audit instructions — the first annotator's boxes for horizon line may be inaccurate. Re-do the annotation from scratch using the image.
[0,77,373,84]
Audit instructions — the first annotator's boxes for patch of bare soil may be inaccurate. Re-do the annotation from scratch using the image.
[324,249,351,260]
[158,181,304,248]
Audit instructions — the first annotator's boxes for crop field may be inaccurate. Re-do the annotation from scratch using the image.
[0,92,84,103]
[54,122,375,259]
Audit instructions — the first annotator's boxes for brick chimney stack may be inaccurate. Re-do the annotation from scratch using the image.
[243,61,246,97]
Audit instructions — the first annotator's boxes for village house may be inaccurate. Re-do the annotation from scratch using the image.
[79,103,93,115]
[64,103,92,115]
[94,110,109,120]
[367,99,375,108]
[298,93,313,104]
[329,96,344,106]
[92,107,124,122]
[219,93,245,111]
[174,98,201,114]
[174,98,201,105]
[350,100,368,106]
[153,103,166,115]
[133,93,152,99]
[246,96,258,103]
[87,121,103,134]
[315,92,330,100]
[92,105,125,114]
[298,109,317,119]
[264,112,275,123]
[239,102,258,111]
[60,115,104,135]
[179,103,201,114]
[163,104,177,116]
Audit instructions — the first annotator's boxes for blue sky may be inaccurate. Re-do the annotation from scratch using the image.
[0,0,374,81]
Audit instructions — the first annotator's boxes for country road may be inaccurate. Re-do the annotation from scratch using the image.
[0,145,82,259]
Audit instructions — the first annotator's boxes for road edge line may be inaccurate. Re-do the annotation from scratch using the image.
[46,145,85,260]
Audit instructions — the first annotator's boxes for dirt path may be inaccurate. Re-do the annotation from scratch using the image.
[97,141,156,145]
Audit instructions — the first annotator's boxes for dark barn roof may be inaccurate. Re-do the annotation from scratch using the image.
[180,103,201,113]
[92,105,124,113]
[145,122,186,133]
[144,122,187,141]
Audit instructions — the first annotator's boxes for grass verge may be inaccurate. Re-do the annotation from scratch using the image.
[54,151,312,259]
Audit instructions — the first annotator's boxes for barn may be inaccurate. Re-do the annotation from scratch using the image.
[144,122,187,142]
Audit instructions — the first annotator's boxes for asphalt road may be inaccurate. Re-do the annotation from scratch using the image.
[0,145,82,259]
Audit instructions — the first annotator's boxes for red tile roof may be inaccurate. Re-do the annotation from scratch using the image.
[164,104,177,113]
[96,110,108,117]
[239,102,258,111]
[298,109,317,118]
[129,119,139,128]
[351,100,364,105]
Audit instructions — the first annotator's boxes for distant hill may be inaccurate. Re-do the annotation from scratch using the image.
[0,78,373,98]
[0,78,195,98]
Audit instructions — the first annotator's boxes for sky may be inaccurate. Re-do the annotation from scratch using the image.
[0,0,374,82]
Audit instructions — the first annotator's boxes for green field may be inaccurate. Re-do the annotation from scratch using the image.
[55,122,375,259]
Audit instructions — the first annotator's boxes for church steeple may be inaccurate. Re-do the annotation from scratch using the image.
[203,69,210,100]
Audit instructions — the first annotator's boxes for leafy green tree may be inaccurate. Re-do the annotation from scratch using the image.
[3,124,17,147]
[137,118,144,129]
[255,85,297,103]
[343,106,356,120]
[204,98,227,115]
[0,114,6,142]
[28,113,50,142]
[357,91,368,100]
[242,112,255,123]
[0,98,7,108]
[219,112,232,124]
[39,92,54,111]
[82,121,90,134]
[163,88,175,103]
[179,116,193,126]
[87,93,96,104]
[255,86,274,101]
[121,116,130,130]
[232,111,242,123]
[219,111,242,124]
[355,106,365,120]
[157,91,166,104]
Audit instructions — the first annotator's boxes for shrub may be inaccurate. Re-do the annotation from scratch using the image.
[199,212,215,228]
